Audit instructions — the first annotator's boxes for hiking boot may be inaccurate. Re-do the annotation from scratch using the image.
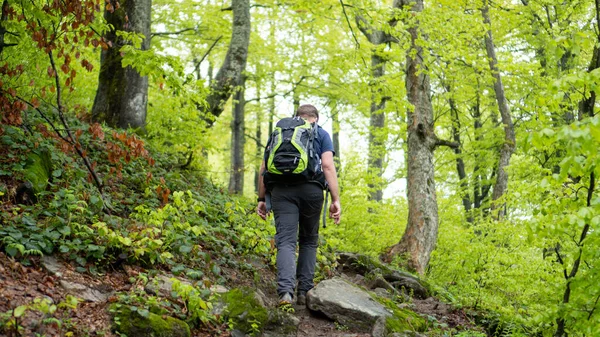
[278,292,293,306]
[296,291,306,306]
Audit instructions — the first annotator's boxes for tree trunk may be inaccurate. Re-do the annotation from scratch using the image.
[555,3,600,334]
[367,52,386,202]
[92,0,151,130]
[331,103,342,172]
[254,84,262,194]
[356,15,390,203]
[203,0,250,127]
[268,80,275,136]
[229,82,245,194]
[0,0,11,55]
[482,1,516,219]
[386,0,439,274]
[446,87,472,222]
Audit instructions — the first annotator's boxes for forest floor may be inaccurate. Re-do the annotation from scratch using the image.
[0,251,479,337]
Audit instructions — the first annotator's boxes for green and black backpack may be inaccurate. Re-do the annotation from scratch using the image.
[263,117,325,188]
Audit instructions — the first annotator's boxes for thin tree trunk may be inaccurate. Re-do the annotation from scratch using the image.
[268,79,275,136]
[447,87,472,222]
[254,84,262,194]
[555,3,600,334]
[482,1,516,219]
[368,52,386,202]
[229,82,245,194]
[92,0,152,130]
[331,103,342,172]
[0,0,11,55]
[203,0,250,127]
[356,15,391,203]
[386,0,439,274]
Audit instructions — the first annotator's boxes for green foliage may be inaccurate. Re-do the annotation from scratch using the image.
[171,279,214,327]
[0,296,80,337]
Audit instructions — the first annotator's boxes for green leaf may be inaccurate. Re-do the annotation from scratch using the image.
[5,246,18,257]
[52,169,62,178]
[179,245,192,254]
[138,308,150,318]
[58,225,71,236]
[13,305,28,317]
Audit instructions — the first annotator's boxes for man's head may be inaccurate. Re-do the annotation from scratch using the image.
[296,104,319,123]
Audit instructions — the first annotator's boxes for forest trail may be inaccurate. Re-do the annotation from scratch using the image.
[0,251,481,337]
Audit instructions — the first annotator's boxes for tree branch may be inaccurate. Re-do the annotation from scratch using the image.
[244,76,305,104]
[151,27,196,39]
[434,138,459,149]
[48,51,107,206]
[245,132,266,149]
[179,151,193,169]
[339,0,361,50]
[193,36,222,77]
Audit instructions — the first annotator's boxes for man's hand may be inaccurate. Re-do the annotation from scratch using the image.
[257,201,268,220]
[329,200,341,224]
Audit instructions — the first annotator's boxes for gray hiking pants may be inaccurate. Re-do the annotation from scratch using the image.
[270,183,324,297]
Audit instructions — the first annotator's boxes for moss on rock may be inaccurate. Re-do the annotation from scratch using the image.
[112,305,191,337]
[221,287,268,335]
[375,297,427,334]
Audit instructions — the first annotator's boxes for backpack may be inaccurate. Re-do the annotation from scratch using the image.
[263,117,325,188]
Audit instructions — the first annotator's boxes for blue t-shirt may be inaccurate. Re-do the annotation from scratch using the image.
[314,125,335,158]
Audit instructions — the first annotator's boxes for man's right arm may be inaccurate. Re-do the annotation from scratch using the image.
[321,151,341,224]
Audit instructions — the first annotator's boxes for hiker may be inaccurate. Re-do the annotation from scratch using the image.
[257,104,341,306]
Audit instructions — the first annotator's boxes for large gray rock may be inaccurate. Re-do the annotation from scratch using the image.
[307,277,392,333]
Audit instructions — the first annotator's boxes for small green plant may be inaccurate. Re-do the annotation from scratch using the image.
[0,296,80,337]
[334,321,349,331]
[278,303,295,314]
[171,279,215,327]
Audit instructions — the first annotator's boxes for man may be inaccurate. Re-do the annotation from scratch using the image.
[257,104,341,306]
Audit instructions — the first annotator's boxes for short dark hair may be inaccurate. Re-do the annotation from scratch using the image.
[296,104,319,120]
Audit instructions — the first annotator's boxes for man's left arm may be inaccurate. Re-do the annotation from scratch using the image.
[321,151,341,224]
[257,160,268,220]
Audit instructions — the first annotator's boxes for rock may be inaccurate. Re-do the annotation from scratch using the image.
[263,309,300,337]
[219,287,269,335]
[306,277,392,332]
[210,284,229,294]
[112,306,191,337]
[337,252,430,300]
[384,303,428,334]
[385,271,429,300]
[145,274,193,297]
[352,273,366,285]
[230,329,246,337]
[59,280,111,302]
[389,333,427,337]
[253,288,267,308]
[372,316,387,337]
[373,288,392,299]
[41,256,63,277]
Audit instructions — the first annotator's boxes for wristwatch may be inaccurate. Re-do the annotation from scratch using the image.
[257,197,265,202]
